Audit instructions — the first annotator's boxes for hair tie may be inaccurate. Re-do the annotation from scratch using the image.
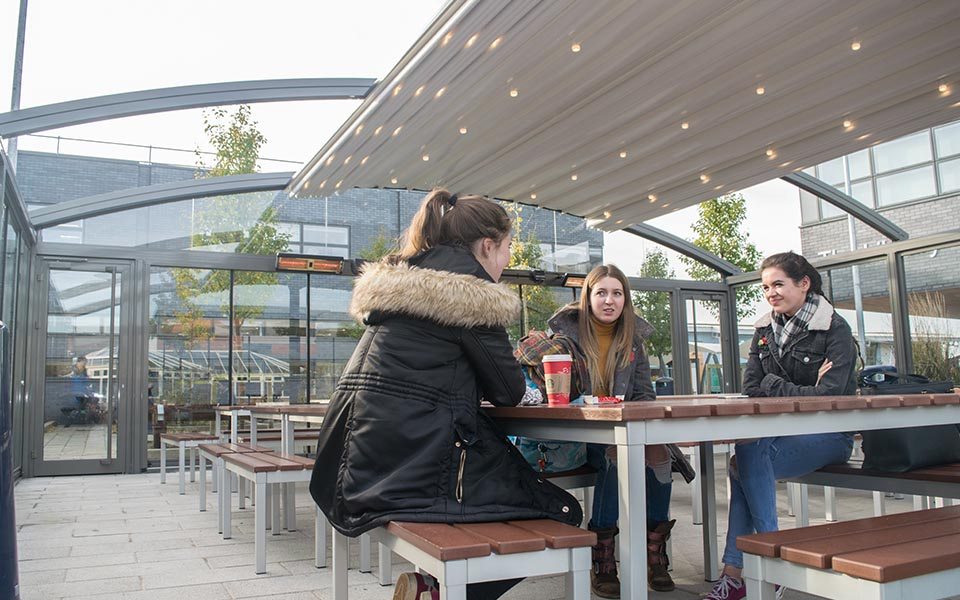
[448,193,458,207]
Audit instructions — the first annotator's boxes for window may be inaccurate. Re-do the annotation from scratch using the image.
[873,131,932,173]
[848,149,872,180]
[876,165,936,206]
[939,157,960,194]
[799,189,820,224]
[817,158,844,185]
[934,121,960,159]
[850,179,875,207]
[303,225,350,258]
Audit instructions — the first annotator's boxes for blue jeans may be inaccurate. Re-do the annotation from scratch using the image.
[585,443,673,530]
[721,433,854,568]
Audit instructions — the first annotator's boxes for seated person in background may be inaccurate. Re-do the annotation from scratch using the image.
[704,251,857,600]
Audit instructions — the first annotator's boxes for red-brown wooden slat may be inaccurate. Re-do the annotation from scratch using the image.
[832,396,867,410]
[779,517,960,568]
[387,522,491,560]
[198,443,234,457]
[754,399,797,414]
[454,522,546,554]
[862,395,902,408]
[931,393,960,405]
[711,401,757,416]
[737,505,960,557]
[225,443,275,453]
[508,520,596,549]
[664,402,714,418]
[251,452,308,471]
[222,452,279,473]
[900,394,933,406]
[831,532,960,582]
[276,453,315,468]
[795,397,834,412]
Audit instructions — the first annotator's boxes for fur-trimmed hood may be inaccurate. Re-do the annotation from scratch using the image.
[350,254,521,329]
[754,294,835,331]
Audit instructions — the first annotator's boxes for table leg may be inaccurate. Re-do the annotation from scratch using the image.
[333,529,348,600]
[160,440,167,484]
[699,442,720,581]
[230,412,238,444]
[617,438,646,600]
[251,414,258,447]
[178,442,186,495]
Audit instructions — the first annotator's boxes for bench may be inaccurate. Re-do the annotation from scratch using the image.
[197,442,274,529]
[739,504,960,599]
[159,432,221,494]
[221,451,322,574]
[332,520,596,600]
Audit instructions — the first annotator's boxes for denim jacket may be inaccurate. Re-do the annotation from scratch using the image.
[742,296,858,397]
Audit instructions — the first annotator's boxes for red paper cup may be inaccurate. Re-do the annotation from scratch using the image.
[542,354,573,405]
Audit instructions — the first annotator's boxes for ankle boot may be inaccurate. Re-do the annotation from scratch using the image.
[589,526,620,599]
[647,519,676,592]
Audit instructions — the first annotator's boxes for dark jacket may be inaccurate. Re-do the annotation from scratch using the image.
[310,244,582,537]
[547,305,656,401]
[742,296,858,397]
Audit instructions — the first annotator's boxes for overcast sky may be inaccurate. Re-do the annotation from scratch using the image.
[1,0,804,287]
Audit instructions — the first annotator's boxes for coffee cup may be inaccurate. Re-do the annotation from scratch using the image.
[542,354,573,405]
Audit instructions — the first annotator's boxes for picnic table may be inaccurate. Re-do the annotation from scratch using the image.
[486,393,960,600]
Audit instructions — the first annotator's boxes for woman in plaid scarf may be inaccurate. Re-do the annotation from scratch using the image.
[705,252,857,600]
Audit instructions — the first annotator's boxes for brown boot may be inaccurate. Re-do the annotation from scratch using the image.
[589,526,620,599]
[647,520,676,592]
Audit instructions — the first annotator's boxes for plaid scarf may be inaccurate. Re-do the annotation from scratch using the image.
[515,331,589,398]
[770,294,820,356]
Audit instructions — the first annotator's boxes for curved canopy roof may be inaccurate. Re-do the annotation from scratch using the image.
[289,0,960,230]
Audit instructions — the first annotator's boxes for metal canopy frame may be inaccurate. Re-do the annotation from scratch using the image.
[0,78,376,138]
[624,223,741,277]
[781,171,909,241]
[30,172,293,229]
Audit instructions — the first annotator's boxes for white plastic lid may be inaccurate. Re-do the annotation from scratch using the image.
[542,354,573,362]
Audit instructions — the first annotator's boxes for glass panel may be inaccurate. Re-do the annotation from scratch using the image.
[510,286,569,343]
[3,223,17,322]
[848,149,872,180]
[903,246,960,382]
[303,224,349,246]
[685,298,726,394]
[633,288,673,385]
[147,267,230,464]
[309,274,357,402]
[876,165,936,206]
[934,121,960,158]
[43,269,121,461]
[873,130,932,173]
[819,259,894,368]
[939,157,960,194]
[850,180,875,207]
[799,189,820,224]
[821,197,844,219]
[817,158,844,185]
[232,271,308,405]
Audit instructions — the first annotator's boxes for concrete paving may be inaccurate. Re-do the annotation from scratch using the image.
[12,457,948,599]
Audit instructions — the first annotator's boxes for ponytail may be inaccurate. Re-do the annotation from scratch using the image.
[391,188,512,262]
[760,251,826,298]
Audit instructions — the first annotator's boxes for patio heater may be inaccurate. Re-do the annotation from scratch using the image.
[0,321,20,599]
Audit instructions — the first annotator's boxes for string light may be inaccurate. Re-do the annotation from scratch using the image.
[648,194,657,202]
[756,86,765,95]
[619,150,627,159]
[571,174,578,181]
[530,193,537,200]
[459,127,468,135]
[700,174,710,183]
[681,121,689,130]
[571,43,581,53]
[422,154,430,162]
[851,41,861,51]
[509,88,519,97]
[489,37,502,50]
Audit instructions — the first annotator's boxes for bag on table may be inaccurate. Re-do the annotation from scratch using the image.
[859,371,960,472]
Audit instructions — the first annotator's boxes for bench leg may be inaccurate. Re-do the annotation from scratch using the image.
[566,546,591,600]
[824,486,838,521]
[378,542,392,585]
[190,446,197,483]
[178,442,186,495]
[223,471,232,539]
[874,491,886,516]
[272,483,282,535]
[743,554,777,600]
[333,529,349,600]
[284,482,296,531]
[359,532,371,573]
[786,481,796,517]
[199,454,207,512]
[239,477,246,510]
[217,459,226,534]
[211,454,218,494]
[795,483,809,528]
[255,474,267,574]
[439,560,468,600]
[698,442,720,582]
[315,506,327,569]
[160,441,167,484]
[691,448,703,525]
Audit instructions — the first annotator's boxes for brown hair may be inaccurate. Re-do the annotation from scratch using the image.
[760,251,825,298]
[391,188,512,261]
[578,264,636,394]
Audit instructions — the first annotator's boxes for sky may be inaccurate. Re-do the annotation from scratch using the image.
[1,0,803,286]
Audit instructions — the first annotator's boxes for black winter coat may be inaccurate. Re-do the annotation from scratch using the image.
[742,295,858,397]
[310,245,583,537]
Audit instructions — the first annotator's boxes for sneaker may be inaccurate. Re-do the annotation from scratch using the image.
[393,572,435,600]
[703,574,745,600]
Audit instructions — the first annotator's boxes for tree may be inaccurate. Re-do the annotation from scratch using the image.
[680,193,762,321]
[358,226,397,261]
[505,204,560,340]
[173,106,290,350]
[632,250,674,377]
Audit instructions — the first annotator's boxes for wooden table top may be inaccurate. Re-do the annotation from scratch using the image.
[484,394,960,422]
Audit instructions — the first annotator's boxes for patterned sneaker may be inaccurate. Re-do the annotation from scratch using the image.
[703,574,745,600]
[393,572,435,600]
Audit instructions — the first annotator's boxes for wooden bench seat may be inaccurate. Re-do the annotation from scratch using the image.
[196,443,274,522]
[739,505,960,599]
[332,520,595,600]
[159,432,221,494]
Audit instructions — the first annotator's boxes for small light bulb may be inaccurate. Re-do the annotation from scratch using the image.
[374,126,383,136]
[414,86,424,97]
[765,149,775,157]
[319,180,326,189]
[648,194,657,202]
[361,156,369,165]
[393,85,402,96]
[851,41,861,51]
[465,34,478,48]
[571,43,581,53]
[459,127,468,135]
[571,174,578,181]
[393,126,403,136]
[530,193,537,200]
[489,37,502,50]
[939,83,949,94]
[681,121,689,130]
[335,180,342,189]
[303,180,310,190]
[756,86,765,95]
[390,177,398,185]
[619,150,627,158]
[422,154,430,162]
[603,211,612,219]
[354,124,363,135]
[661,203,670,208]
[343,155,351,165]
[700,174,710,183]
[509,88,519,98]
[325,155,335,166]
[435,87,446,98]
[843,119,853,129]
[442,32,453,46]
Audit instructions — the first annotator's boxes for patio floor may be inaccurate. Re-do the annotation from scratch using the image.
[13,457,950,600]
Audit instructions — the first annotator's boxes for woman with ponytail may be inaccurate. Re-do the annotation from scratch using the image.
[310,189,582,600]
[704,251,857,600]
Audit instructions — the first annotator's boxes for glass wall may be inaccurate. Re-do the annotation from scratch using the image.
[308,274,357,401]
[902,245,960,382]
[819,259,895,368]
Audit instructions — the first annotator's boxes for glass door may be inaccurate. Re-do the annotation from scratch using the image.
[679,292,736,395]
[32,259,131,475]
